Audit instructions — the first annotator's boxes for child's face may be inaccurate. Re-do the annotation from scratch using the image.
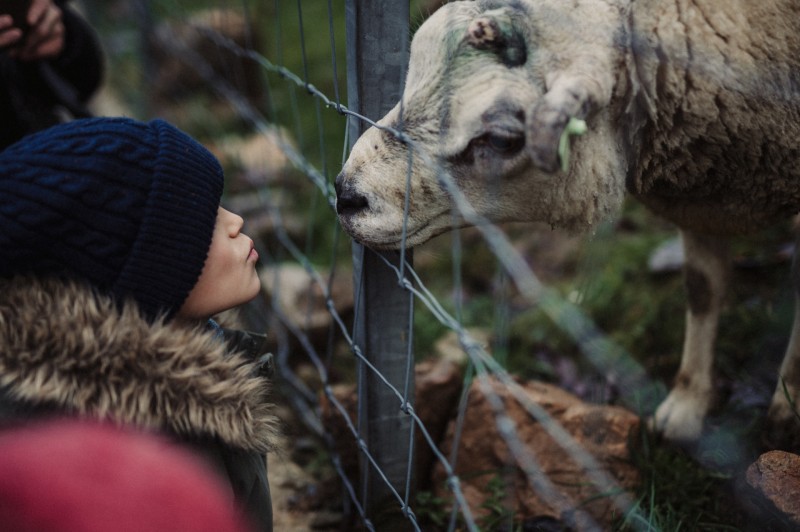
[178,207,262,319]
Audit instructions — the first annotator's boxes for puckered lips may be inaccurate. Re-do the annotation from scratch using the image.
[247,239,258,263]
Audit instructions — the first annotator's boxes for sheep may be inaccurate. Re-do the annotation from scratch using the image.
[334,0,800,448]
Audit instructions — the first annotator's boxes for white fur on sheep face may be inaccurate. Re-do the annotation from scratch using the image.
[336,0,800,450]
[337,0,627,248]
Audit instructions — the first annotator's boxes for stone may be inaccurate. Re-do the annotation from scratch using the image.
[318,383,360,483]
[319,344,641,530]
[432,328,488,366]
[648,236,684,273]
[746,450,800,524]
[319,355,466,489]
[413,356,467,490]
[214,131,294,192]
[260,264,354,345]
[147,9,263,109]
[432,378,641,529]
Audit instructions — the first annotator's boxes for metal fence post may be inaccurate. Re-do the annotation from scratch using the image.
[344,0,413,527]
[133,0,155,118]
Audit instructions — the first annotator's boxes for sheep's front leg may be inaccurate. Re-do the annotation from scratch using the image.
[652,230,729,443]
[765,232,800,451]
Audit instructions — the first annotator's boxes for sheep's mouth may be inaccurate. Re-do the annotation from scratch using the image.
[343,208,454,250]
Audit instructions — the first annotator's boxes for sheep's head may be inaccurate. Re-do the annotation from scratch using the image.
[336,0,629,249]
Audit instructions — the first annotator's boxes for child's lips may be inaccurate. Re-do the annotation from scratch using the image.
[247,241,258,262]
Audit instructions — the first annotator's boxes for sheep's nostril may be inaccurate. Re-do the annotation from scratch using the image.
[335,185,369,216]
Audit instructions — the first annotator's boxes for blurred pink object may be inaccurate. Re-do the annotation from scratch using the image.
[0,420,251,532]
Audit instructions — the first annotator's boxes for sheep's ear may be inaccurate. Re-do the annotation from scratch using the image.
[527,75,596,173]
[465,13,527,67]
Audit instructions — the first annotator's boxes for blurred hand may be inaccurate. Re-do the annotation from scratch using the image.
[0,14,24,50]
[4,0,65,60]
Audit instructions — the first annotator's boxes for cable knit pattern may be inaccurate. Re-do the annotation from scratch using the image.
[0,117,223,318]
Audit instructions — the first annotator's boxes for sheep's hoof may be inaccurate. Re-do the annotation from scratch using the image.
[650,388,709,444]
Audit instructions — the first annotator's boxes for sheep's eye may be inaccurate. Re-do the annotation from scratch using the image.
[483,132,524,155]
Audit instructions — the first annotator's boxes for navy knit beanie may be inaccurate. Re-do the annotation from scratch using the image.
[0,117,224,318]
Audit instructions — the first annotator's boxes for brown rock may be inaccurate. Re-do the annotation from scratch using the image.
[413,356,466,489]
[260,264,354,345]
[214,131,294,192]
[147,9,263,109]
[432,378,641,530]
[433,328,489,365]
[319,355,466,489]
[319,383,360,483]
[746,450,800,523]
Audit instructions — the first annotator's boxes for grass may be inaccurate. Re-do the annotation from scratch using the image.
[616,428,742,531]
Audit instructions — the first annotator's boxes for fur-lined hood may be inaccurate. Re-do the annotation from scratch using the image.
[0,276,278,453]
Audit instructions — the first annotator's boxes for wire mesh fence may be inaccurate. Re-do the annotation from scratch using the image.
[78,0,796,530]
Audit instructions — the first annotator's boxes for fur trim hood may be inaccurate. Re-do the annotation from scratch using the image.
[0,276,278,453]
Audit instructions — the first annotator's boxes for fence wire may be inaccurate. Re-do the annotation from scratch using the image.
[80,1,744,530]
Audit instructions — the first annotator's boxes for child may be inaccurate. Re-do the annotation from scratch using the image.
[0,116,276,531]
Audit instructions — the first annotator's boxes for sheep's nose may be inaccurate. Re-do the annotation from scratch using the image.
[335,174,369,216]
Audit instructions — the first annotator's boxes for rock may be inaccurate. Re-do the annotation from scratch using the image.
[432,378,641,529]
[746,450,800,524]
[318,383,360,482]
[319,355,466,489]
[147,9,263,109]
[260,264,354,345]
[222,192,307,244]
[648,236,684,273]
[433,328,488,366]
[320,359,640,530]
[214,129,305,242]
[413,356,467,490]
[214,131,294,192]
